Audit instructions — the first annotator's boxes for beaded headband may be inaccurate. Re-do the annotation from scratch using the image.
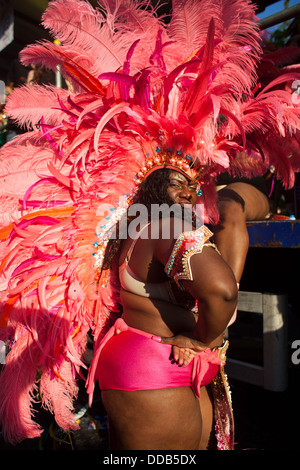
[134,147,203,185]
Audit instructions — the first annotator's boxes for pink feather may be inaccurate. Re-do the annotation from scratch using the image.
[0,330,43,444]
[0,133,57,226]
[5,84,72,130]
[42,0,124,69]
[39,364,80,433]
[169,0,261,93]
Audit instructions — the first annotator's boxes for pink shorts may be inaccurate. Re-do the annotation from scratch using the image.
[94,318,226,399]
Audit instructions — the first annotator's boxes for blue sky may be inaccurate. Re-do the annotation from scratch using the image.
[256,0,299,19]
[256,0,299,32]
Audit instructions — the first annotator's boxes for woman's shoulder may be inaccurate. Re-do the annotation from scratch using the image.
[150,217,193,265]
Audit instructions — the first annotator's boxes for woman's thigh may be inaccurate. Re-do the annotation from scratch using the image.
[198,385,215,450]
[101,386,202,450]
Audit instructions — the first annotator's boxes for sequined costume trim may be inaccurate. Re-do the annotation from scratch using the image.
[210,365,235,450]
[164,225,219,287]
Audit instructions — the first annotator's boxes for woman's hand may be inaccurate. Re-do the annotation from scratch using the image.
[160,334,208,367]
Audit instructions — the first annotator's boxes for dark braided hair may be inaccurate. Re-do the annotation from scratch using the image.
[102,168,173,270]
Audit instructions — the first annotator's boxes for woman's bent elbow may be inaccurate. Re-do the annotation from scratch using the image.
[207,279,238,310]
[220,278,238,304]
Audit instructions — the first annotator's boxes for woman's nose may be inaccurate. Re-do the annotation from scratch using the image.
[179,187,193,201]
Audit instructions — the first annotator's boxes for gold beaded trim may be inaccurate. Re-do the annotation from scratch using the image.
[164,225,215,286]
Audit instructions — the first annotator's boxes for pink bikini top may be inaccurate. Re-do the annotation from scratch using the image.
[119,224,171,302]
[119,224,218,310]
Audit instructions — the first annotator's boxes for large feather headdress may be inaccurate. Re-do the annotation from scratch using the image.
[0,0,299,443]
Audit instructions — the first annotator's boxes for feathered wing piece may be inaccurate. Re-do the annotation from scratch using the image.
[0,0,299,443]
[19,0,165,90]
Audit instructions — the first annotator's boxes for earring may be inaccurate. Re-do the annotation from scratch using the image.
[197,189,202,196]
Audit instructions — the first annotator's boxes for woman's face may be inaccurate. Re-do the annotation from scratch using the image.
[167,171,198,207]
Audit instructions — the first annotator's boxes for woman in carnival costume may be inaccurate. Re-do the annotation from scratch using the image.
[0,0,299,450]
